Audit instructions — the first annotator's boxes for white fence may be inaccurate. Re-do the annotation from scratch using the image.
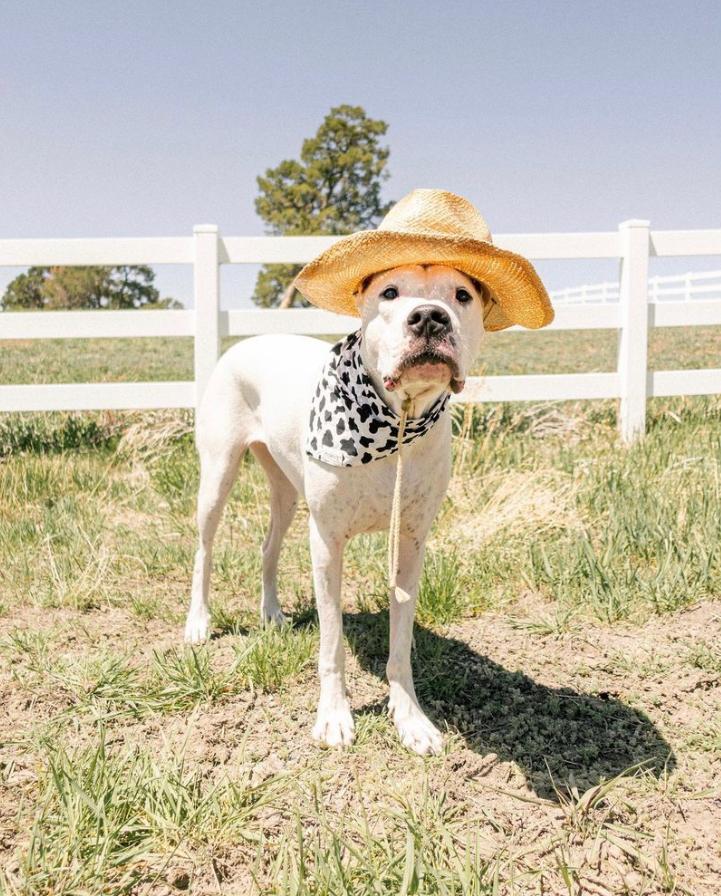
[1,221,721,442]
[551,269,721,305]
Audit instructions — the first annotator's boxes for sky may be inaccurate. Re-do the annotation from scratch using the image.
[1,0,720,307]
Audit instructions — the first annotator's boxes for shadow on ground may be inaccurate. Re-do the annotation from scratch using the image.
[343,611,676,800]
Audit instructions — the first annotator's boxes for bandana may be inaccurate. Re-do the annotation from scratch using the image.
[305,330,450,467]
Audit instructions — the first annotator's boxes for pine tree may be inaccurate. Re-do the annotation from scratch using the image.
[253,105,392,308]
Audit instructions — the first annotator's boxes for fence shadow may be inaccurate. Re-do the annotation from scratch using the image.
[343,611,675,800]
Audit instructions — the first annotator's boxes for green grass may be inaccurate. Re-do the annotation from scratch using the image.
[1,326,720,387]
[8,729,506,896]
[233,625,318,693]
[442,394,721,622]
[13,731,278,896]
[686,641,721,675]
[267,780,499,895]
[2,393,708,628]
[0,330,720,894]
[416,550,465,626]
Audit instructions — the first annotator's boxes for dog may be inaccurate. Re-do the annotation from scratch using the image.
[184,264,486,754]
[183,188,553,755]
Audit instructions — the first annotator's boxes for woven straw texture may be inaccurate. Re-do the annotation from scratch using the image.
[293,189,554,331]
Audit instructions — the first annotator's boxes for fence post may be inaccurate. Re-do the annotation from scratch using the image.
[617,219,650,442]
[193,224,220,410]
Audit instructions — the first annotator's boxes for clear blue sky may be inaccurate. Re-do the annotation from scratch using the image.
[2,0,720,306]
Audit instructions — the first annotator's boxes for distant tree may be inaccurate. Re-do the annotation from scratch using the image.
[41,266,109,309]
[1,267,47,309]
[253,104,393,308]
[1,265,180,310]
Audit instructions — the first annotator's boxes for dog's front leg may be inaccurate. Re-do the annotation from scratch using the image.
[387,535,443,755]
[308,515,354,748]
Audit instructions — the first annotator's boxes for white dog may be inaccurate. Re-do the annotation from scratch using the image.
[183,189,552,755]
[185,264,485,754]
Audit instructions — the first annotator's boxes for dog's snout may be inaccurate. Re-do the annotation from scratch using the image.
[406,305,451,339]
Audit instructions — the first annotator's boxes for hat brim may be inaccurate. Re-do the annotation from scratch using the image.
[293,230,554,331]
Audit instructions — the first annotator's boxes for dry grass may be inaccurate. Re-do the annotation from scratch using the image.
[117,410,195,464]
[0,328,720,893]
[447,469,583,551]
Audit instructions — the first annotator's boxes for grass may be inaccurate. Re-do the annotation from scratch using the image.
[233,626,318,693]
[0,328,720,893]
[416,550,465,626]
[13,731,278,896]
[266,779,501,895]
[2,325,721,387]
[686,641,721,675]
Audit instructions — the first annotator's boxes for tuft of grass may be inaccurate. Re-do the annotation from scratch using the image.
[53,654,148,721]
[129,592,163,620]
[116,410,193,465]
[685,719,721,754]
[447,468,582,549]
[149,441,200,512]
[149,646,235,712]
[345,532,388,614]
[0,628,58,687]
[0,411,121,458]
[6,730,277,896]
[686,640,721,675]
[508,605,578,637]
[416,550,465,627]
[234,625,318,693]
[263,778,500,895]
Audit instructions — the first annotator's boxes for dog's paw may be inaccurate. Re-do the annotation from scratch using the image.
[392,708,443,756]
[184,610,211,644]
[312,703,355,748]
[261,605,287,627]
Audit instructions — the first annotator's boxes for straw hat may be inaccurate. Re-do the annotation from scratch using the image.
[293,188,554,331]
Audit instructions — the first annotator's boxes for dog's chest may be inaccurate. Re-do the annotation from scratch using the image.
[305,419,451,539]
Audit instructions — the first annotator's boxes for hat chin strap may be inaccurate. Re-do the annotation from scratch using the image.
[388,395,413,603]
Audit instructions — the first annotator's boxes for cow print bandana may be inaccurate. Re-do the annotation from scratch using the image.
[306,330,450,467]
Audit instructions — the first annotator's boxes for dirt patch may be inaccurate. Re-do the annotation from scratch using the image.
[1,594,720,894]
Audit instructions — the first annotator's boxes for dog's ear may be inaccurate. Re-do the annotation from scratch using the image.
[354,274,374,312]
[468,276,487,301]
[356,269,394,298]
[354,272,386,311]
[469,277,497,319]
[357,274,376,295]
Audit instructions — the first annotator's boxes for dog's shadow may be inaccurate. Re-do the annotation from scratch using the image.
[342,611,675,799]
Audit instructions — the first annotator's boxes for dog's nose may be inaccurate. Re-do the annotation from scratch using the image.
[406,305,451,339]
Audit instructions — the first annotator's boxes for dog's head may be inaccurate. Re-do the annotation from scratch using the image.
[356,264,487,409]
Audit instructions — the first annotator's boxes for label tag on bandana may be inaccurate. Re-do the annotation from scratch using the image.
[305,330,450,467]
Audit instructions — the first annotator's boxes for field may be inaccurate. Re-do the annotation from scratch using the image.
[0,327,720,895]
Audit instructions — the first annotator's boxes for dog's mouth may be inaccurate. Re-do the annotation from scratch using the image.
[383,345,465,394]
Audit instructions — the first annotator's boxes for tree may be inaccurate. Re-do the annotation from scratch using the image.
[253,104,393,308]
[1,267,47,309]
[1,265,180,310]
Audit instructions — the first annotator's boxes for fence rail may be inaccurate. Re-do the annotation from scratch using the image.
[551,268,721,305]
[1,222,721,441]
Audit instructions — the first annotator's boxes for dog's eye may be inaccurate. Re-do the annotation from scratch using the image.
[456,287,473,304]
[381,286,399,300]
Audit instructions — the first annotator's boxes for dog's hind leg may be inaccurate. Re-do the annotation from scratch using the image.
[250,442,298,625]
[185,443,244,643]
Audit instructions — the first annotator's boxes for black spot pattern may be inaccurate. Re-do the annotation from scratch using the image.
[305,330,450,467]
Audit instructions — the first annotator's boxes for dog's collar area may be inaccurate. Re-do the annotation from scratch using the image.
[305,330,450,468]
